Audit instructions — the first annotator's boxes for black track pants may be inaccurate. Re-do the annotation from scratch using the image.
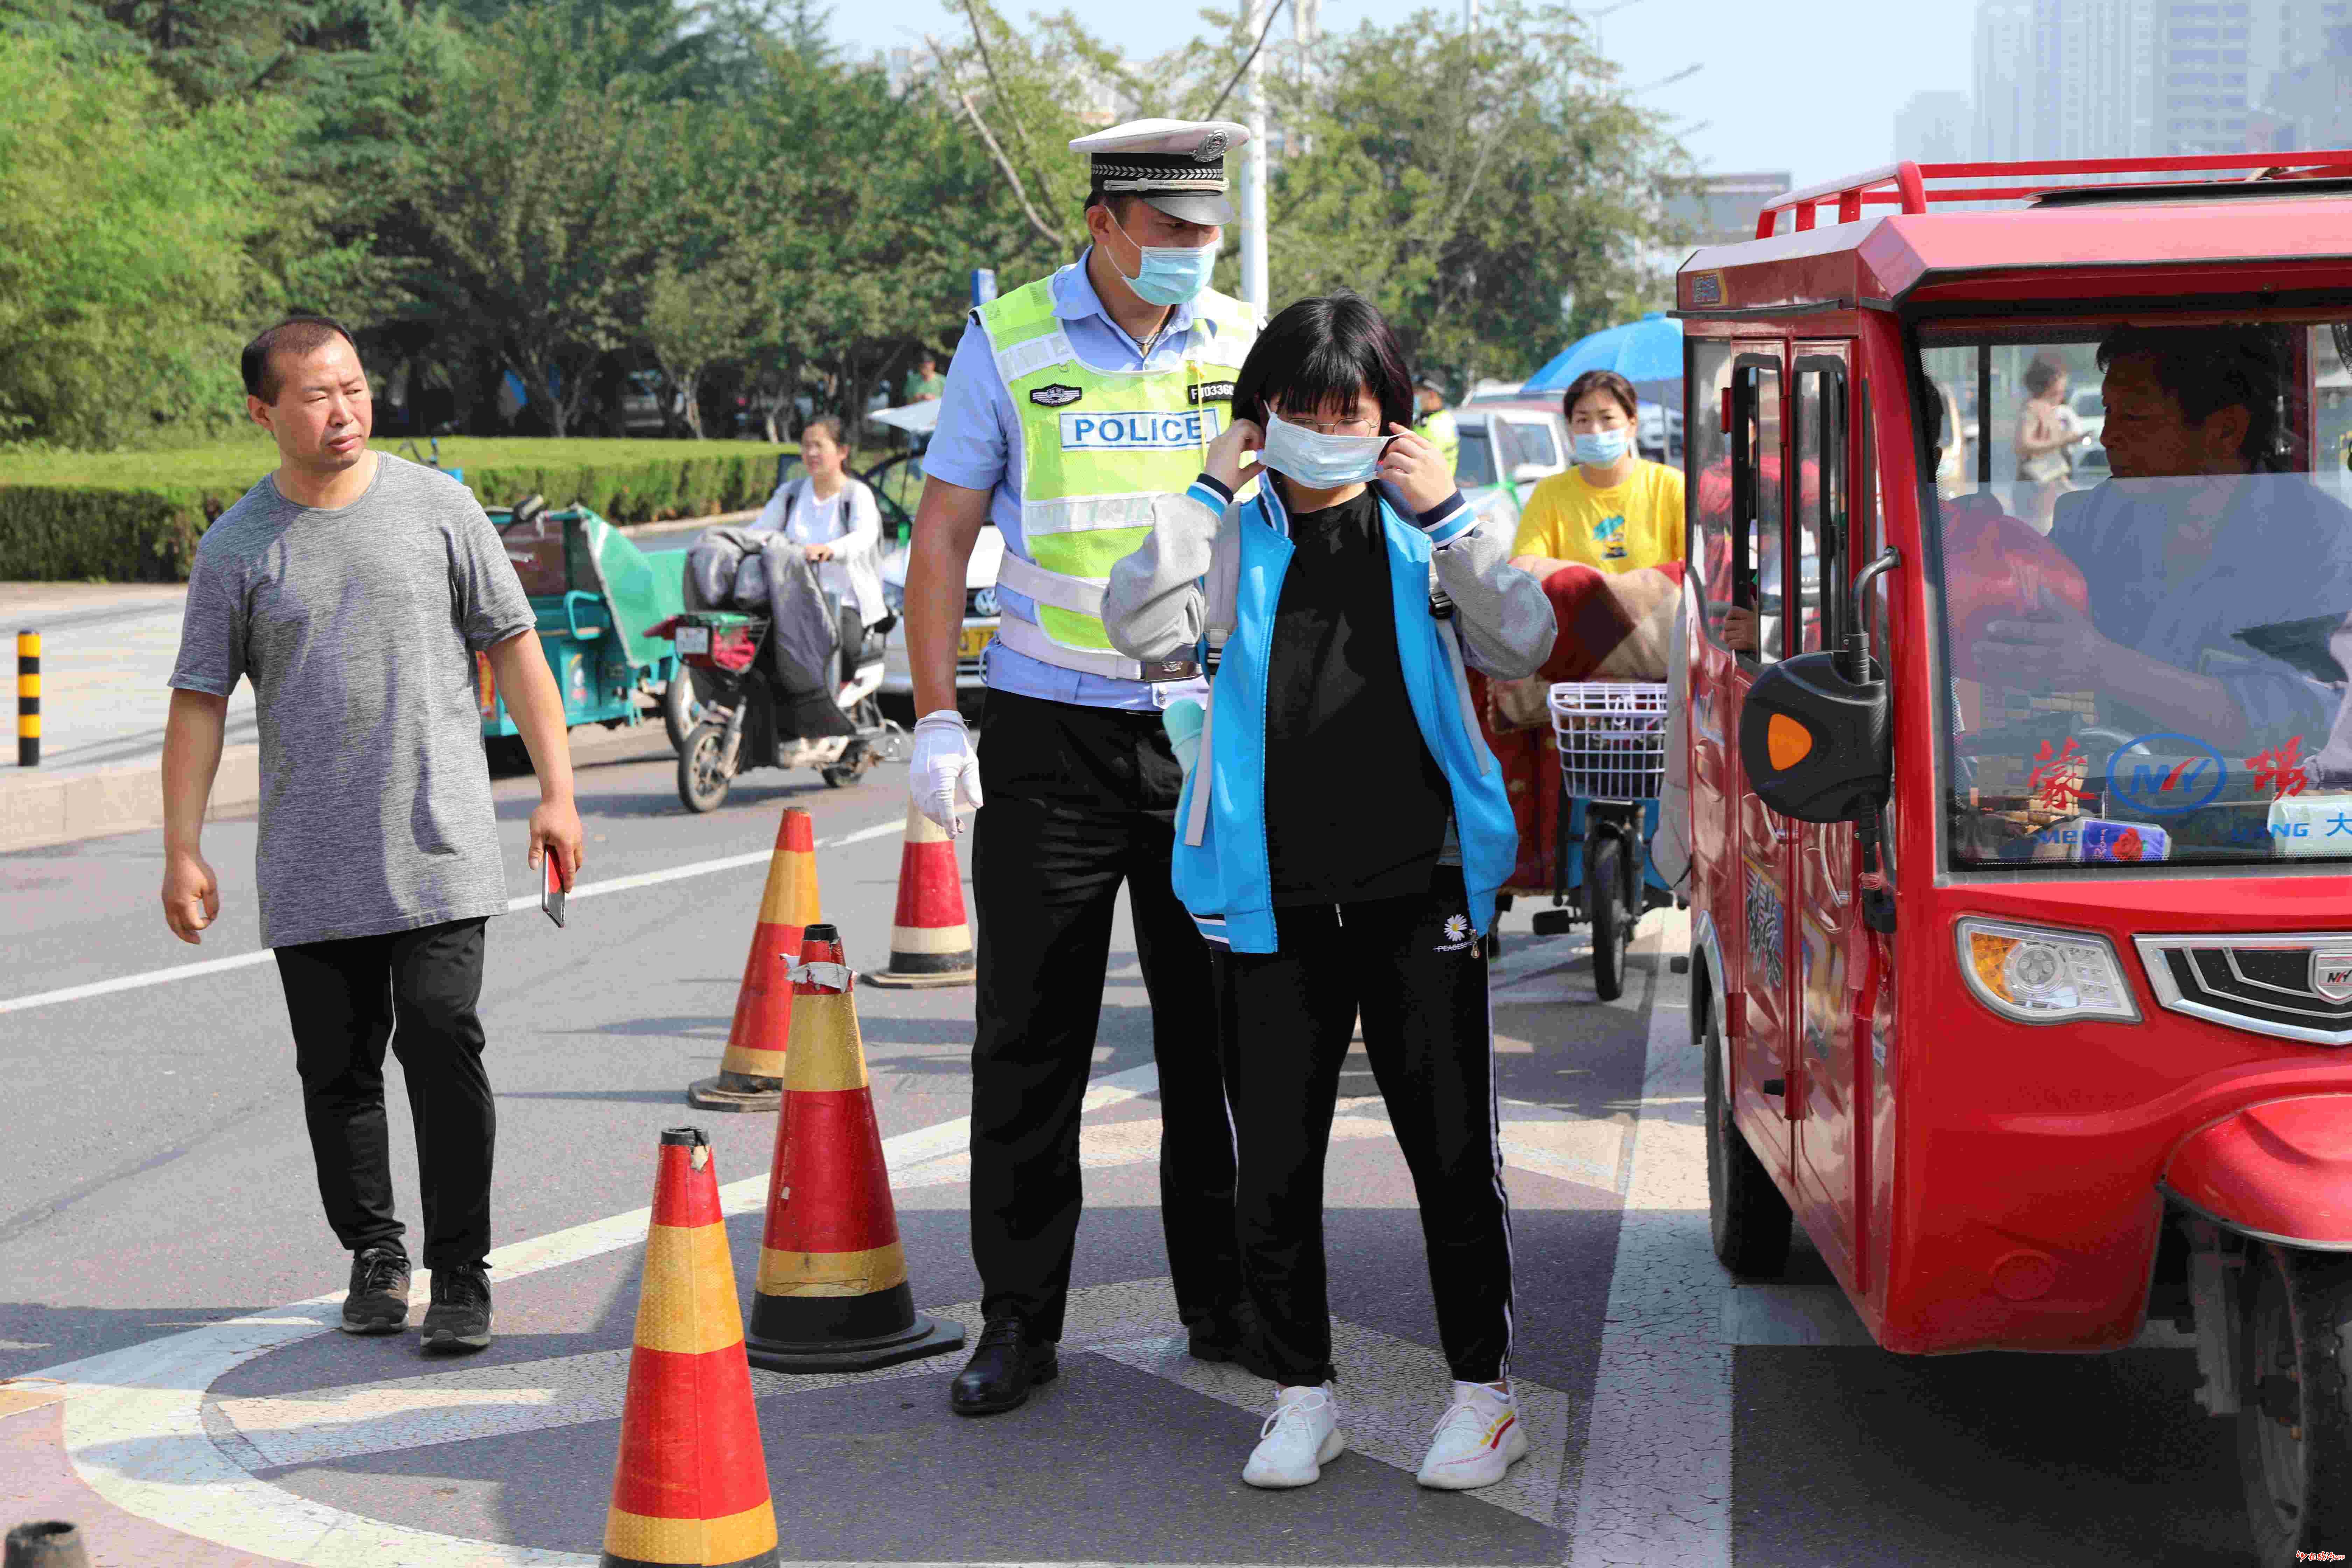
[969,690,1242,1341]
[273,917,494,1271]
[1213,868,1514,1386]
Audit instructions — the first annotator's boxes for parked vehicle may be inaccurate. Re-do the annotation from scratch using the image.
[1456,399,1571,519]
[477,495,690,766]
[617,369,677,437]
[1682,149,2352,1563]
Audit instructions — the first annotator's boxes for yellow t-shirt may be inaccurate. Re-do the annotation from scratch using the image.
[1512,461,1686,573]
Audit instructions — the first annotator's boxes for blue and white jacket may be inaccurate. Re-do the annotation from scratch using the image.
[1101,476,1556,954]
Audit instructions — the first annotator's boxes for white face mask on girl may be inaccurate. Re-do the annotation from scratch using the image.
[1258,412,1390,488]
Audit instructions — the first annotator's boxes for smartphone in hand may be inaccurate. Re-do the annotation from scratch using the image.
[541,853,567,928]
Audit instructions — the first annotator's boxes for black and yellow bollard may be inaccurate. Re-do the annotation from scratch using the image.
[15,629,37,768]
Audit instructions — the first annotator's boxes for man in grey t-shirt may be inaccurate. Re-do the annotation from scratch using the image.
[162,315,583,1354]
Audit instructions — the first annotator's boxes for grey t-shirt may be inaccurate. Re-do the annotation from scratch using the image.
[169,453,536,947]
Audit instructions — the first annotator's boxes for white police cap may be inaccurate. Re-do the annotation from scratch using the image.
[1069,118,1251,226]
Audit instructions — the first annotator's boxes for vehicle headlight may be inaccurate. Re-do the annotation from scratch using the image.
[1955,918,2139,1023]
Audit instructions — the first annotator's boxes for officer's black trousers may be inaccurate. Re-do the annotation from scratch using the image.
[1212,868,1515,1387]
[969,690,1242,1341]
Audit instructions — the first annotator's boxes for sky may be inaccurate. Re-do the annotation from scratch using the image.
[823,0,1977,190]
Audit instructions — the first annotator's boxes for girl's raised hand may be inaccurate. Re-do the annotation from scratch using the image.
[1206,417,1264,491]
[1379,425,1455,513]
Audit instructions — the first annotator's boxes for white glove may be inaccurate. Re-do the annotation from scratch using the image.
[909,709,983,835]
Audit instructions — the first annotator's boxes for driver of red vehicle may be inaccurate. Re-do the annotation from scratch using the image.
[1974,325,2352,752]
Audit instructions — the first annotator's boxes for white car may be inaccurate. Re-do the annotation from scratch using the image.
[1454,400,1572,537]
[880,525,1003,719]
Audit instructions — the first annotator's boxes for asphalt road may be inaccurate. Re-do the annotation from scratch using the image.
[0,730,2263,1566]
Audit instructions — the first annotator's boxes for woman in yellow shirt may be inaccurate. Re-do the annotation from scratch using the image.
[1508,369,1686,577]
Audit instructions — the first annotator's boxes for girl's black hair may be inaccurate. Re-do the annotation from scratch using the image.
[1232,293,1414,436]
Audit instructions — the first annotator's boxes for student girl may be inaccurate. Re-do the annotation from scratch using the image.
[1102,293,1555,1491]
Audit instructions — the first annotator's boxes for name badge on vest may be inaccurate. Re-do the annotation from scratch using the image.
[1140,652,1201,684]
[1059,410,1222,451]
[1188,380,1236,405]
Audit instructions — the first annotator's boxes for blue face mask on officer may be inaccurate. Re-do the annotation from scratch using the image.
[1573,428,1633,468]
[1110,211,1220,308]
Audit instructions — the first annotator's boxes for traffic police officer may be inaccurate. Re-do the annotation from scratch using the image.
[904,118,1262,1415]
[1414,377,1461,475]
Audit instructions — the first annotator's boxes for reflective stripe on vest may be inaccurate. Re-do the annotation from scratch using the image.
[980,275,1254,666]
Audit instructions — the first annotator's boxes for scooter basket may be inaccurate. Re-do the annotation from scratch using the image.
[1549,681,1670,802]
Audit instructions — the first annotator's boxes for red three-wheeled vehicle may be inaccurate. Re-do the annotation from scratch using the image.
[1683,149,2352,1561]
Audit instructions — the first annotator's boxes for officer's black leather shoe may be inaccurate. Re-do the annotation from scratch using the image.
[950,1314,1057,1416]
[1188,1297,1280,1380]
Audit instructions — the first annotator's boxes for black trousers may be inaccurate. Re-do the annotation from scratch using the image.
[272,917,495,1271]
[1214,868,1514,1386]
[969,690,1241,1341]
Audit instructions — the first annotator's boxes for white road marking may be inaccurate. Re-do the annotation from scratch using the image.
[33,1062,1157,1568]
[214,1274,1570,1530]
[1563,911,1731,1568]
[0,815,912,1017]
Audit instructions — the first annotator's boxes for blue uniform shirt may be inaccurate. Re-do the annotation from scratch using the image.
[925,251,1232,711]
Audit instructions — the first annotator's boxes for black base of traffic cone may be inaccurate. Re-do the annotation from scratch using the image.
[6,1522,90,1568]
[744,1309,965,1374]
[686,1070,782,1112]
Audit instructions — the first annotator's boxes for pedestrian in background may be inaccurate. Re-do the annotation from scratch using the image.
[1104,292,1553,1492]
[902,118,1265,1417]
[903,351,946,404]
[161,315,582,1355]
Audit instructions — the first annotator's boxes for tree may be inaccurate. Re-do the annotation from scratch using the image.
[0,33,292,447]
[396,4,672,436]
[1263,2,1692,386]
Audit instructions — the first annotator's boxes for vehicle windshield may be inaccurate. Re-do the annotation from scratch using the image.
[1456,425,1499,489]
[1919,317,2352,869]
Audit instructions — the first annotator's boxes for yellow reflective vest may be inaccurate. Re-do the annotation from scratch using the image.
[978,275,1256,680]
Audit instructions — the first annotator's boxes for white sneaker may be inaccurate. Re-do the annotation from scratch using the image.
[1416,1380,1528,1490]
[1242,1383,1345,1489]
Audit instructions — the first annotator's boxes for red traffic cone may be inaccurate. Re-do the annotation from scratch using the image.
[859,804,976,989]
[600,1128,777,1568]
[746,925,965,1371]
[691,808,822,1111]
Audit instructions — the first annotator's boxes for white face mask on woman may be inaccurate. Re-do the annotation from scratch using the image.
[1258,412,1390,488]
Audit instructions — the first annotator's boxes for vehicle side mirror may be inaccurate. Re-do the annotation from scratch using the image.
[1737,649,1890,825]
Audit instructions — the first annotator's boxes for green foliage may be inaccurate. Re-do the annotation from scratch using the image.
[0,438,798,580]
[1266,2,1692,386]
[2,0,1694,505]
[0,31,294,449]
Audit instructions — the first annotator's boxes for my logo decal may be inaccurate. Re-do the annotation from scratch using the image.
[1030,384,1084,408]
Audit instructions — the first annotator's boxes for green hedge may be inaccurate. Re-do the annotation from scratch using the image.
[0,438,799,581]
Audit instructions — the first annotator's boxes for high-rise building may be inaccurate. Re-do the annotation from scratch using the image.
[1975,0,2344,161]
[1975,0,2037,159]
[1895,90,1972,163]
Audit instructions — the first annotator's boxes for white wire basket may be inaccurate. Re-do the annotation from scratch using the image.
[1549,682,1670,802]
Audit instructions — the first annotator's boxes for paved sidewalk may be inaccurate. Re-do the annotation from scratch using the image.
[0,519,720,853]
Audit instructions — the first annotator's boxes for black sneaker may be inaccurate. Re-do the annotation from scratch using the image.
[341,1247,410,1335]
[419,1262,492,1354]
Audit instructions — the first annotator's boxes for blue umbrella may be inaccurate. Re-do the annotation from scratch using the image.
[1521,312,1684,402]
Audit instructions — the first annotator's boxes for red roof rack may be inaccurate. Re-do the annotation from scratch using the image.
[1753,150,2352,240]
